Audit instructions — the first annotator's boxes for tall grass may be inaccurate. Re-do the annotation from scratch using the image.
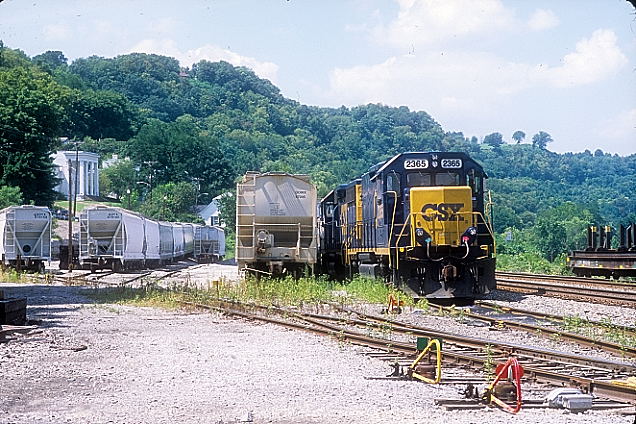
[87,275,415,308]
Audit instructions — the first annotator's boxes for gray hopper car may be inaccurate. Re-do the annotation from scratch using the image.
[77,206,223,271]
[236,172,317,276]
[0,206,52,272]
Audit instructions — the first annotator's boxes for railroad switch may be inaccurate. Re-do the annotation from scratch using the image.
[406,337,442,384]
[483,357,524,414]
[383,293,404,314]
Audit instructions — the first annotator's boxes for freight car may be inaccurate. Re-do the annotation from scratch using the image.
[318,152,496,300]
[0,206,51,272]
[74,206,223,271]
[194,225,225,262]
[236,172,317,276]
[567,224,636,278]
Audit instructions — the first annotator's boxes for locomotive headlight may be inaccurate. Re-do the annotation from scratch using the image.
[461,226,478,244]
[415,228,424,237]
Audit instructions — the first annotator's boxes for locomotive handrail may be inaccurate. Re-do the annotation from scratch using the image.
[391,210,496,270]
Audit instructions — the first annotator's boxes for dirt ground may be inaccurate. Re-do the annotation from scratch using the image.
[0,281,633,424]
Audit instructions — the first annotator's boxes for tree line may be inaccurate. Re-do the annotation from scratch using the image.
[1,43,634,268]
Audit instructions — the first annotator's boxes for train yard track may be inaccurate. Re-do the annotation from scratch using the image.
[433,302,636,358]
[494,272,636,307]
[179,297,636,405]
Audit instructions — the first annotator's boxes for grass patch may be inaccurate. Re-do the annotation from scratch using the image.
[85,275,417,310]
[0,268,25,283]
[55,200,121,213]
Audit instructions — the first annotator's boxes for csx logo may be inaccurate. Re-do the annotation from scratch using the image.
[421,203,465,221]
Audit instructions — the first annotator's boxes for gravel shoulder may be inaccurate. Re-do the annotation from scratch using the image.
[0,282,633,424]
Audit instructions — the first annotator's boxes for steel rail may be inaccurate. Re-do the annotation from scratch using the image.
[431,304,636,357]
[183,296,635,373]
[496,271,636,289]
[476,301,636,336]
[182,299,636,404]
[496,278,636,307]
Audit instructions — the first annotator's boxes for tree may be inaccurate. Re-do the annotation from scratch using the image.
[512,130,525,144]
[32,51,68,70]
[483,132,504,149]
[531,131,553,149]
[99,159,138,199]
[127,119,233,195]
[139,182,200,222]
[0,186,23,209]
[0,67,66,205]
[534,219,568,261]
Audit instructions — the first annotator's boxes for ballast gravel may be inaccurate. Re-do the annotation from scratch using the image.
[0,283,633,424]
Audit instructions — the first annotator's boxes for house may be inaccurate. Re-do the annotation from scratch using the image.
[53,151,100,199]
[198,193,231,227]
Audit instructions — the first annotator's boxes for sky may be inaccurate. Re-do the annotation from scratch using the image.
[1,0,635,156]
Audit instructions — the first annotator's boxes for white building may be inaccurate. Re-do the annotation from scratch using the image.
[53,151,100,199]
[197,193,231,227]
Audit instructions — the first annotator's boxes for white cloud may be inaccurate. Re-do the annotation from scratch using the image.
[598,108,636,140]
[539,29,627,87]
[527,9,559,31]
[328,28,626,107]
[375,0,514,47]
[128,39,279,83]
[43,24,71,41]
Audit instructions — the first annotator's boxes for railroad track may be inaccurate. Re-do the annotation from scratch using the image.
[496,271,635,290]
[475,301,636,336]
[179,297,636,405]
[433,302,636,358]
[495,273,636,307]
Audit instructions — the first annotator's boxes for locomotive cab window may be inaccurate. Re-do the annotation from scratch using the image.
[435,172,460,186]
[325,204,335,218]
[386,172,401,194]
[407,172,432,187]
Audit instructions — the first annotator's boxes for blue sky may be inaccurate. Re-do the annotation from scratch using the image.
[1,0,634,155]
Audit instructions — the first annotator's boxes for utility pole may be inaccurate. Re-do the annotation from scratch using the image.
[67,141,80,271]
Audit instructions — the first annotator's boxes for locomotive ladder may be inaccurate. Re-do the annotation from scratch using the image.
[236,173,257,259]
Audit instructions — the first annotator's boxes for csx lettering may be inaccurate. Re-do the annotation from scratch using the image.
[421,203,464,221]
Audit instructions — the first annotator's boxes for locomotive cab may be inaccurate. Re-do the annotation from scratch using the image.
[319,152,496,301]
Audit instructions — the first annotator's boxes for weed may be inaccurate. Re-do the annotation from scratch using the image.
[483,344,495,380]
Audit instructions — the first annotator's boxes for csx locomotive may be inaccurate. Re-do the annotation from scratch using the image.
[318,152,496,300]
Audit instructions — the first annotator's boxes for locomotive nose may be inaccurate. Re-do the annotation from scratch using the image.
[409,186,473,246]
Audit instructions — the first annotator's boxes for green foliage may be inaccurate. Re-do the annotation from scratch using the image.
[0,185,23,209]
[139,182,201,222]
[532,131,553,149]
[0,66,66,205]
[512,130,525,144]
[99,159,138,199]
[127,118,233,196]
[483,132,504,149]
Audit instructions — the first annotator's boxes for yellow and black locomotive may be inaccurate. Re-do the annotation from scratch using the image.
[318,152,496,300]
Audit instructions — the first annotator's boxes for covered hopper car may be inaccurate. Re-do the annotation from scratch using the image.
[0,206,52,272]
[236,172,317,276]
[73,206,223,271]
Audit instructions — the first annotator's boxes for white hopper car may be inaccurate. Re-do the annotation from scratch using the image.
[0,206,52,271]
[194,225,226,262]
[236,172,317,276]
[78,206,224,271]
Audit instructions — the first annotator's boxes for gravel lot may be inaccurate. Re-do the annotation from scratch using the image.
[0,280,634,424]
